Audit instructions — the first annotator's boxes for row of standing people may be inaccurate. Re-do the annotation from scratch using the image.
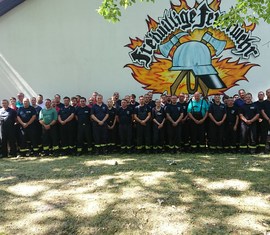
[0,89,270,157]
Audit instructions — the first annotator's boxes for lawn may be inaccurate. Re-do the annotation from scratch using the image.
[0,152,270,235]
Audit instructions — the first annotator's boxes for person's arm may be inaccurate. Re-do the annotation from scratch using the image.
[261,109,270,125]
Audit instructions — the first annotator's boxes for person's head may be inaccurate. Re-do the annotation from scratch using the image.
[160,94,167,103]
[194,92,201,101]
[45,99,51,109]
[124,95,130,103]
[139,95,145,105]
[227,97,234,107]
[1,99,9,109]
[222,94,229,105]
[258,91,265,101]
[214,95,221,104]
[23,98,30,108]
[54,94,61,104]
[113,92,120,100]
[147,92,153,100]
[71,97,77,107]
[171,95,178,104]
[167,95,172,103]
[9,97,16,106]
[121,99,128,109]
[144,94,150,103]
[130,94,136,102]
[17,92,24,102]
[245,93,252,104]
[184,93,190,102]
[155,99,161,108]
[266,89,270,99]
[107,98,113,108]
[92,92,98,101]
[233,94,239,101]
[238,89,246,99]
[79,97,87,107]
[96,94,103,104]
[37,94,43,104]
[63,96,70,106]
[75,95,81,102]
[51,99,56,108]
[31,97,37,106]
[178,93,185,103]
[88,97,94,105]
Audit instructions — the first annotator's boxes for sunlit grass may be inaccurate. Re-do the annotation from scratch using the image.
[0,152,270,234]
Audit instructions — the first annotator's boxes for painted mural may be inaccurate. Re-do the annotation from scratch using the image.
[125,0,260,96]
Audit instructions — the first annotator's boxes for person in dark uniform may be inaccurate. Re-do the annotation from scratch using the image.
[254,91,265,152]
[117,99,133,153]
[187,92,209,152]
[39,99,59,156]
[17,98,39,156]
[239,93,259,154]
[208,95,227,153]
[31,97,43,150]
[107,98,117,152]
[91,94,109,154]
[0,99,17,158]
[260,88,270,153]
[75,97,92,156]
[152,99,166,153]
[134,95,151,153]
[178,93,189,151]
[224,97,239,152]
[166,95,183,153]
[58,96,76,155]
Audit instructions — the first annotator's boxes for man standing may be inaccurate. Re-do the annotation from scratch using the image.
[58,97,76,155]
[39,99,59,156]
[134,96,151,153]
[187,92,209,152]
[255,91,265,152]
[17,98,38,156]
[239,93,259,154]
[0,99,17,157]
[208,95,227,153]
[166,95,183,153]
[91,94,109,154]
[75,97,92,156]
[261,88,270,153]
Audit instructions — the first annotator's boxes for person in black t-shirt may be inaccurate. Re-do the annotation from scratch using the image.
[107,98,117,152]
[208,95,227,152]
[117,99,133,153]
[261,88,270,153]
[58,97,76,155]
[224,97,239,152]
[134,96,151,153]
[75,97,92,156]
[0,99,17,157]
[239,93,259,153]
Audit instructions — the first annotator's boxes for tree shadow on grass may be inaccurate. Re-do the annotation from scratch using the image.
[0,153,269,234]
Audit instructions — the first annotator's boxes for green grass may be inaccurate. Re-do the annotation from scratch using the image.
[0,152,270,235]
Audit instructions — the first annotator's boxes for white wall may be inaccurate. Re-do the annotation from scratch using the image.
[0,0,269,101]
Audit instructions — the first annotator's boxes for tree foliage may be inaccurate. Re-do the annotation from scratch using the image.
[97,0,270,25]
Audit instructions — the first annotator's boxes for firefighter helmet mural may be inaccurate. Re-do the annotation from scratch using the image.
[125,0,260,96]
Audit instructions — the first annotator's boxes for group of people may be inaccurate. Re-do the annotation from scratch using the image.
[0,88,270,158]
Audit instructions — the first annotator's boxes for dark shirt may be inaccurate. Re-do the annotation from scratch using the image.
[152,107,166,124]
[0,107,17,130]
[208,102,226,122]
[58,105,75,121]
[117,106,133,125]
[91,103,109,121]
[134,105,151,121]
[226,106,238,125]
[262,100,270,119]
[17,106,36,123]
[165,103,182,121]
[239,103,259,120]
[107,107,117,126]
[75,106,91,125]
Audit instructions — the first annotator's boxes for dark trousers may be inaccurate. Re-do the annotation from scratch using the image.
[152,123,165,148]
[189,120,205,148]
[208,122,224,148]
[136,122,151,149]
[119,124,132,148]
[77,123,92,152]
[1,126,17,157]
[42,125,59,153]
[224,123,237,148]
[167,122,181,148]
[240,122,257,147]
[92,122,107,147]
[60,122,75,152]
[20,124,38,153]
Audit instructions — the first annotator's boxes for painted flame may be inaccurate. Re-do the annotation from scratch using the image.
[126,0,258,95]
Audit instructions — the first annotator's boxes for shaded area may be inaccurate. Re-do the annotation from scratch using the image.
[0,152,270,234]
